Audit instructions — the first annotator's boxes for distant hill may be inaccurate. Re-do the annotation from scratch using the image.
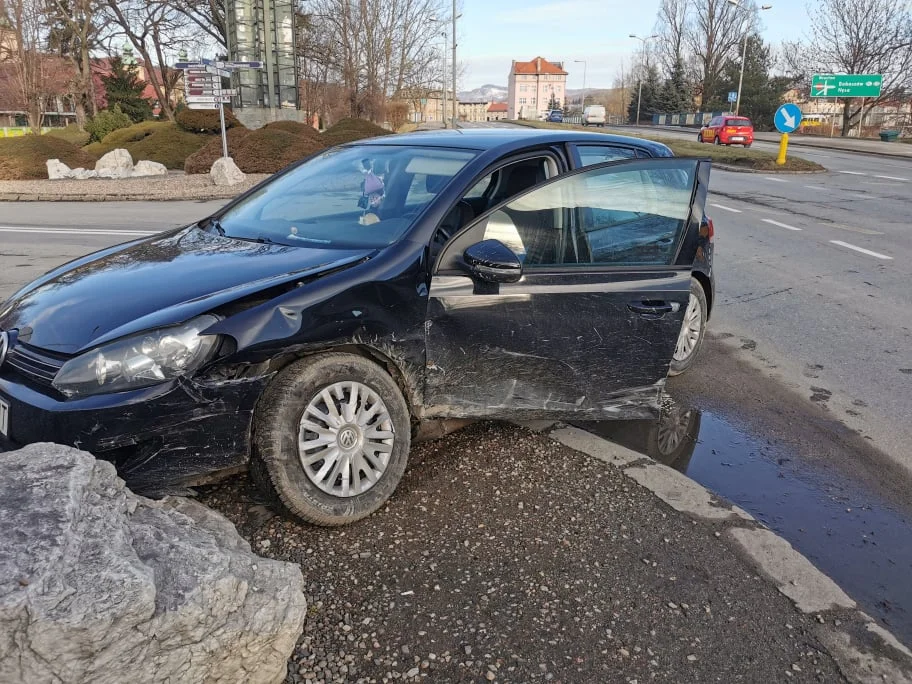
[457,84,507,102]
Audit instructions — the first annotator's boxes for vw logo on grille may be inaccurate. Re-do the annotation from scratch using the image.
[0,331,8,370]
[338,427,358,450]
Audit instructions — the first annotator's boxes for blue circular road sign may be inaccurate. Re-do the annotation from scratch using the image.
[774,103,803,134]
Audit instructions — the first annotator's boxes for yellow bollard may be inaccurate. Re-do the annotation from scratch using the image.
[776,133,789,165]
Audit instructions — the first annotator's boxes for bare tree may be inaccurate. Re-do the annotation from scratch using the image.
[168,0,225,49]
[801,0,912,135]
[684,0,753,107]
[47,0,100,126]
[654,0,689,77]
[0,0,69,131]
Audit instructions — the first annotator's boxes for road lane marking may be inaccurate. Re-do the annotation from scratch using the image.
[709,203,742,213]
[837,171,866,176]
[829,240,892,260]
[763,177,789,183]
[762,219,802,231]
[874,175,909,181]
[0,226,155,236]
[804,185,829,191]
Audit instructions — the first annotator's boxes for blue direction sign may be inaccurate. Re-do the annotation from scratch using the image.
[774,103,802,133]
[727,90,737,103]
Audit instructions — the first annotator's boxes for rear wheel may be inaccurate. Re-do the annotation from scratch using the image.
[251,353,411,526]
[744,143,752,148]
[669,279,707,376]
[714,136,722,146]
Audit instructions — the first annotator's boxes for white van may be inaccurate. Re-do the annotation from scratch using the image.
[582,105,606,127]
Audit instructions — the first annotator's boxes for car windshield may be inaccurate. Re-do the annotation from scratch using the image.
[727,118,752,126]
[215,144,478,248]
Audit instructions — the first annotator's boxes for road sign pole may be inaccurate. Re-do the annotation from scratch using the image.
[777,133,789,165]
[218,100,228,159]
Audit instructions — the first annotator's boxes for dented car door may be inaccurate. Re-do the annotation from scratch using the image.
[423,158,710,421]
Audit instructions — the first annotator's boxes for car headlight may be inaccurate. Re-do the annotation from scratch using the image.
[52,315,220,398]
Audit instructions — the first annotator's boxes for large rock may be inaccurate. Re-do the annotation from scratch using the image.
[133,160,168,177]
[70,168,98,180]
[46,158,72,180]
[95,148,134,178]
[211,156,246,186]
[0,444,306,684]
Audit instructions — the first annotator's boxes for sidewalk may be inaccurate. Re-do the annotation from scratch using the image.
[199,421,912,683]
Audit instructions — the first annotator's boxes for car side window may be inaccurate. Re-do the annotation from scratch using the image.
[575,145,636,167]
[479,160,697,268]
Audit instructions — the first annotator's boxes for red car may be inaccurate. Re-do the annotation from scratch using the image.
[699,115,754,147]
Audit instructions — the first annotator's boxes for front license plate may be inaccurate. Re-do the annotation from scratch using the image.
[0,398,8,438]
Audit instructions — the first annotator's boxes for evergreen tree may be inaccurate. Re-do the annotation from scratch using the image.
[547,92,560,111]
[658,57,692,113]
[627,64,663,123]
[102,56,153,122]
[711,35,790,129]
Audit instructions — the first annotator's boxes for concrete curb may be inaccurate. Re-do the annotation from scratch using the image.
[712,163,826,175]
[533,422,912,683]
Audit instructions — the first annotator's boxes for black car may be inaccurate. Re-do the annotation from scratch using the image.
[0,129,714,526]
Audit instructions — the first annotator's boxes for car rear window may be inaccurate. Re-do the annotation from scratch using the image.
[726,118,752,126]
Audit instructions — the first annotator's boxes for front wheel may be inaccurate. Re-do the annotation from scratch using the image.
[251,353,411,526]
[669,279,708,376]
[697,132,704,143]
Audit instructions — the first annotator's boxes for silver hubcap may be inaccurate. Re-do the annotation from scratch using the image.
[674,294,703,362]
[298,381,395,498]
[657,409,694,456]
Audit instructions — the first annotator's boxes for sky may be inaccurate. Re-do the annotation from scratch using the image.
[457,0,812,89]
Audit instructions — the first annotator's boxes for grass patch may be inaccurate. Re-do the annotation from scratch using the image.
[0,135,97,180]
[44,124,90,147]
[511,120,824,172]
[84,121,210,169]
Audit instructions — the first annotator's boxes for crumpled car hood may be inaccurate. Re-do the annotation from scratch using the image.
[0,227,374,354]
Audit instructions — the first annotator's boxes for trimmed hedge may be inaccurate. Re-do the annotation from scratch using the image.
[0,135,97,180]
[83,121,210,169]
[175,108,241,134]
[263,119,322,140]
[184,127,327,174]
[45,124,91,147]
[321,117,394,146]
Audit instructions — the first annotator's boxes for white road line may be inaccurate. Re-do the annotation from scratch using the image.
[837,171,866,176]
[829,240,893,260]
[804,185,829,191]
[709,203,742,213]
[874,174,909,181]
[761,219,802,231]
[763,177,788,183]
[0,226,155,236]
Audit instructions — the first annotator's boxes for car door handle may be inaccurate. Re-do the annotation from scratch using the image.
[627,300,674,315]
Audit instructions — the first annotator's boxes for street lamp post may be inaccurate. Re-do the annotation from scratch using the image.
[728,0,772,116]
[628,34,658,125]
[440,31,447,126]
[573,59,587,109]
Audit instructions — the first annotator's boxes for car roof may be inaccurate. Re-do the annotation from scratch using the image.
[357,127,673,156]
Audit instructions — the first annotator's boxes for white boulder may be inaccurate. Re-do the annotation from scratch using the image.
[70,168,98,180]
[95,148,134,178]
[211,156,245,186]
[0,443,307,684]
[133,160,168,177]
[46,159,72,180]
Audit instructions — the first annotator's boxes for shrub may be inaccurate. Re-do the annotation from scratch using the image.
[45,124,91,147]
[184,126,327,175]
[85,105,132,143]
[83,121,210,169]
[0,136,97,180]
[385,101,410,131]
[321,117,393,146]
[263,119,322,140]
[184,127,253,174]
[175,108,241,134]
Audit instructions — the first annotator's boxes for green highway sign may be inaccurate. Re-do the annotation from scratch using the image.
[811,74,883,98]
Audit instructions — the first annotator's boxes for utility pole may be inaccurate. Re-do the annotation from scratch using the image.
[628,34,658,125]
[451,0,457,126]
[441,31,447,127]
[574,60,587,108]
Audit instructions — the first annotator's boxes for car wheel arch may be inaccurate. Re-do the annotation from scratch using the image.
[692,271,712,319]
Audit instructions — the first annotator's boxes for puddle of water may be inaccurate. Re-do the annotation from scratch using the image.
[578,404,912,645]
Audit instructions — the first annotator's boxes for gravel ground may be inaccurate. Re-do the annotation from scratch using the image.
[199,422,848,683]
[0,173,270,201]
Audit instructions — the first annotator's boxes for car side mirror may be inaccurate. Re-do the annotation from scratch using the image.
[462,239,523,284]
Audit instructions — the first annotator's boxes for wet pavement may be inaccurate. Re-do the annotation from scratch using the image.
[579,398,912,646]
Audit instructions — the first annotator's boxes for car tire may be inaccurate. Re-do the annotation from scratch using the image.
[744,143,752,148]
[697,132,703,143]
[250,352,411,526]
[668,279,707,377]
[714,136,722,146]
